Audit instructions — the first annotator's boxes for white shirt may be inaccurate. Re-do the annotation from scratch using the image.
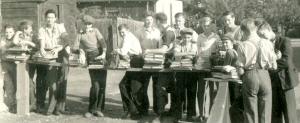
[197,32,221,58]
[38,23,66,49]
[119,32,142,56]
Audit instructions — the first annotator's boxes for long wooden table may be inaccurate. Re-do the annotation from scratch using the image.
[9,59,239,116]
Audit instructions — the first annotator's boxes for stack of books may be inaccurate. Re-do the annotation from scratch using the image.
[171,56,194,70]
[4,47,30,61]
[118,59,130,69]
[143,54,164,69]
[32,51,58,63]
[69,53,81,66]
[211,66,239,79]
[88,59,105,69]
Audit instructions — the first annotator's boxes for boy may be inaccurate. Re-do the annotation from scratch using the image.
[75,15,107,118]
[13,20,38,111]
[38,9,69,115]
[172,28,198,121]
[0,25,17,113]
[117,24,143,119]
[196,15,221,122]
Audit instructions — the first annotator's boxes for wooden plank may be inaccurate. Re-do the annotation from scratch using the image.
[206,82,230,123]
[2,8,38,16]
[15,62,30,115]
[2,2,37,8]
[2,0,45,3]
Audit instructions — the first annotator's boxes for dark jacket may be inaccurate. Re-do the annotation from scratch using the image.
[275,36,299,90]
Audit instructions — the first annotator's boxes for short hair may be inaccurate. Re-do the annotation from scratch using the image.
[240,18,256,38]
[175,12,185,19]
[155,13,168,24]
[45,9,57,17]
[4,24,15,30]
[256,20,275,40]
[222,11,235,18]
[118,24,129,31]
[144,11,154,18]
[18,20,33,31]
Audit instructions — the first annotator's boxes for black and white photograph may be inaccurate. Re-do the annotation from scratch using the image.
[0,0,299,123]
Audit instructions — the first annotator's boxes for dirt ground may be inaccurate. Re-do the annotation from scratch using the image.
[0,67,300,123]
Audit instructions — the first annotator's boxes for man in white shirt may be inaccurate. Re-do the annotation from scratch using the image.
[196,15,221,122]
[117,24,145,120]
[38,9,70,116]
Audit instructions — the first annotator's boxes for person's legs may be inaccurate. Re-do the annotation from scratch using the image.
[46,66,59,115]
[119,72,139,117]
[36,65,48,110]
[28,64,37,111]
[2,62,17,113]
[155,72,175,116]
[186,73,197,118]
[56,49,70,112]
[197,72,209,119]
[173,72,185,119]
[271,73,284,123]
[242,70,259,123]
[257,70,272,123]
[96,70,107,111]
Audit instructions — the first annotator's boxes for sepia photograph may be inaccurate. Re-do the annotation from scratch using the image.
[0,0,299,123]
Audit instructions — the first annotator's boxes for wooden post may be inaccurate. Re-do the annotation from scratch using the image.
[15,62,30,115]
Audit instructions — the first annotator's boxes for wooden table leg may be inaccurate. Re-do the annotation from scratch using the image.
[15,62,30,115]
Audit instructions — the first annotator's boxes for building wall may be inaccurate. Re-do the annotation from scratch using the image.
[77,1,155,21]
[2,1,39,31]
[38,0,78,41]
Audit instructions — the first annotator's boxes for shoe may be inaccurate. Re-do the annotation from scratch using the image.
[84,112,93,118]
[53,110,61,116]
[199,116,208,123]
[93,111,104,117]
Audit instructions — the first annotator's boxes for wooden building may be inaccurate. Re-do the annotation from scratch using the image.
[1,0,77,39]
[77,0,156,21]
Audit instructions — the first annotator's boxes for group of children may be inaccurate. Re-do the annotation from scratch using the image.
[0,8,298,123]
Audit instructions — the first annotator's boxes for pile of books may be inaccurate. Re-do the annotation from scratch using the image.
[4,47,30,61]
[69,53,81,66]
[143,54,164,69]
[171,56,194,70]
[211,66,239,79]
[88,59,105,69]
[118,59,130,69]
[32,51,58,63]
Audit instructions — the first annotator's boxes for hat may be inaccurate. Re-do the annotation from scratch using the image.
[82,15,95,24]
[180,28,194,36]
[221,35,234,41]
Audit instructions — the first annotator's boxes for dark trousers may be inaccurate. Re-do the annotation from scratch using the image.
[28,64,37,110]
[56,50,69,111]
[46,49,69,113]
[173,72,198,118]
[119,72,151,114]
[153,72,175,115]
[88,70,107,113]
[2,61,16,112]
[270,73,297,123]
[46,66,60,113]
[242,69,272,123]
[35,65,48,108]
[144,72,158,114]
